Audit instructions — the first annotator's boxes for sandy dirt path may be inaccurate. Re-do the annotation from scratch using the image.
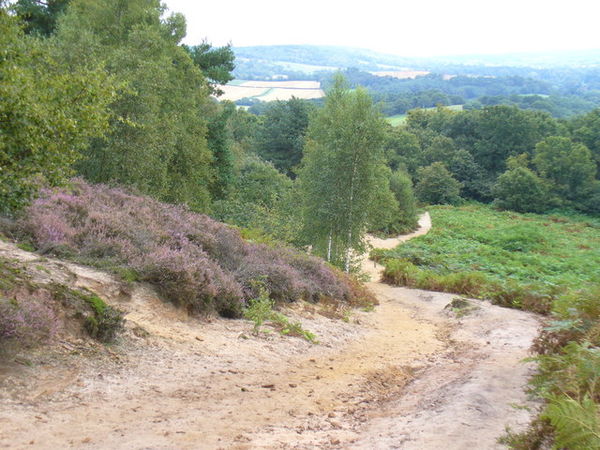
[0,214,540,449]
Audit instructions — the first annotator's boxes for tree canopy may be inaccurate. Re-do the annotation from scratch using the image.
[0,8,114,212]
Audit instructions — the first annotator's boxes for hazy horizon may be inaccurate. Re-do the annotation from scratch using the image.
[163,0,600,58]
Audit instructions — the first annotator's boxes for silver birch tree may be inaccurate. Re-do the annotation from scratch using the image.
[298,74,390,271]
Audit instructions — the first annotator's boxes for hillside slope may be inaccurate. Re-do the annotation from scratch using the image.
[0,214,540,449]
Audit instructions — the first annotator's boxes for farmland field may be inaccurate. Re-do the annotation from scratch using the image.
[386,104,464,126]
[219,80,324,102]
[386,114,408,126]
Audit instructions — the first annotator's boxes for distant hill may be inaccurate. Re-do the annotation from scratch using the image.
[232,45,600,80]
[232,45,429,79]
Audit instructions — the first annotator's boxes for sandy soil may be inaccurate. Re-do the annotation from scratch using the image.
[0,213,540,449]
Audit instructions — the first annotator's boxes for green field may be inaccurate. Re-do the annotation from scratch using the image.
[386,114,408,126]
[375,204,600,313]
[386,104,464,127]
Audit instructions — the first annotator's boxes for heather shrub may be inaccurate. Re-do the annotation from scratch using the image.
[15,180,372,316]
[0,293,59,347]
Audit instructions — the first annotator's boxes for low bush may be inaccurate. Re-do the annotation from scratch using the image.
[49,286,124,343]
[11,180,374,317]
[382,258,554,313]
[0,256,124,351]
[0,293,59,346]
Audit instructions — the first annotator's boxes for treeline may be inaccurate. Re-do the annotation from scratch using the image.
[386,105,600,214]
[1,0,235,213]
[1,0,416,273]
[464,93,600,119]
[4,0,598,273]
[241,96,600,216]
[337,69,600,117]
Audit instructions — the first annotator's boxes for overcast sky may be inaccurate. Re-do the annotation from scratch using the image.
[162,0,600,57]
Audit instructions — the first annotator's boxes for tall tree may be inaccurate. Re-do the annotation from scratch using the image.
[11,0,70,36]
[570,108,600,176]
[472,106,558,175]
[0,7,114,212]
[298,75,389,271]
[533,136,596,202]
[254,98,314,177]
[55,0,215,210]
[183,42,235,96]
[415,162,462,205]
[492,163,550,214]
[207,101,235,200]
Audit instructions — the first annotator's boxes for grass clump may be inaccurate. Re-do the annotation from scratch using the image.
[377,204,599,314]
[244,281,318,343]
[82,294,124,343]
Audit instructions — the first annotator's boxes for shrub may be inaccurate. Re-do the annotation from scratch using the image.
[243,281,318,343]
[14,180,373,317]
[382,170,419,234]
[47,283,124,343]
[81,293,124,343]
[492,166,550,213]
[415,162,462,205]
[0,293,59,346]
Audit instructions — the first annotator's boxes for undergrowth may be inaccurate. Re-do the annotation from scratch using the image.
[244,281,318,343]
[4,180,375,318]
[503,286,600,449]
[376,204,599,314]
[0,256,123,354]
[48,283,124,343]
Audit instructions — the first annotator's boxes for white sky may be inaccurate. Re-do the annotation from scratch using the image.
[162,0,600,57]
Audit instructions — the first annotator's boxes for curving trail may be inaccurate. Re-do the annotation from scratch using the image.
[0,213,540,449]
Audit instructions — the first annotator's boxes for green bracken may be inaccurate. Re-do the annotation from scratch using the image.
[377,204,600,314]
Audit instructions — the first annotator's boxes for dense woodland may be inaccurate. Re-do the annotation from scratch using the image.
[1,1,600,447]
